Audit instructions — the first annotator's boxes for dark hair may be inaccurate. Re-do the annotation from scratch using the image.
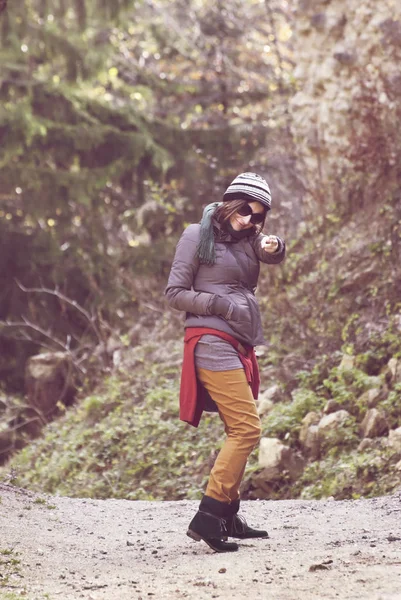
[214,199,267,233]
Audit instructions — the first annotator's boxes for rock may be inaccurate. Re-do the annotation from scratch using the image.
[311,13,326,30]
[257,385,282,416]
[300,411,321,437]
[357,438,374,452]
[309,561,332,572]
[359,408,389,438]
[258,438,283,470]
[250,470,279,494]
[318,410,351,433]
[299,412,321,459]
[261,384,283,404]
[316,410,354,452]
[25,352,75,419]
[387,358,401,384]
[257,397,273,417]
[324,399,342,414]
[388,427,401,452]
[300,425,321,460]
[357,437,387,452]
[338,355,355,371]
[356,387,383,409]
[258,437,305,481]
[333,49,356,65]
[394,313,401,332]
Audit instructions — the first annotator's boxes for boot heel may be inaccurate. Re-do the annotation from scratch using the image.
[187,529,202,541]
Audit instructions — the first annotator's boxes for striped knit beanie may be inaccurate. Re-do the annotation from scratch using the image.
[223,172,271,210]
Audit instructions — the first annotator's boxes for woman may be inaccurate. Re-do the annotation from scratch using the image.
[165,172,286,553]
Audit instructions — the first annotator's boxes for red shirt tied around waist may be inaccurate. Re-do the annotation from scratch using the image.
[180,327,260,428]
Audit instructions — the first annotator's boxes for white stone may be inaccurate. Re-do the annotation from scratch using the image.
[27,352,68,380]
[388,358,401,383]
[260,384,281,403]
[379,92,389,104]
[258,437,305,480]
[359,408,389,438]
[357,388,382,408]
[324,399,341,414]
[388,427,401,452]
[300,424,321,459]
[258,438,284,470]
[358,438,375,452]
[338,355,355,371]
[257,397,273,417]
[318,410,351,433]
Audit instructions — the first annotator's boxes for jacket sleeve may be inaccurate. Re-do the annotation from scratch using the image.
[250,233,286,264]
[165,224,216,314]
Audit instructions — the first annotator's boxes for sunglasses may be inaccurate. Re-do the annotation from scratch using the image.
[236,203,267,224]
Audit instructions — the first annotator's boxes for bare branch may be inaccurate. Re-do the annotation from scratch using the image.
[0,318,86,374]
[142,303,164,314]
[14,280,103,343]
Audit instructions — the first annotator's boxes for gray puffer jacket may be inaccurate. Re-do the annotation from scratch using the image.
[165,222,285,346]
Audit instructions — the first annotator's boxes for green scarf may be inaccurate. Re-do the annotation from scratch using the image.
[196,202,221,265]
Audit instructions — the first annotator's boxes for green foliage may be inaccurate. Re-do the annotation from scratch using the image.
[356,312,401,369]
[296,446,398,500]
[295,354,340,392]
[33,497,57,509]
[262,388,324,445]
[319,415,359,457]
[0,548,21,589]
[381,384,401,429]
[322,367,383,419]
[82,395,109,420]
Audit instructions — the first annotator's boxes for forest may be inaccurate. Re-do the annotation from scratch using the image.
[1,0,401,502]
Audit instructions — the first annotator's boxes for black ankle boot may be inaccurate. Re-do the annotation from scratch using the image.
[225,500,269,539]
[187,496,239,553]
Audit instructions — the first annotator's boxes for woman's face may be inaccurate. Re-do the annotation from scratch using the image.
[229,201,265,231]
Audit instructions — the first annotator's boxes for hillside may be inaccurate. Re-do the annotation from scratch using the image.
[1,0,401,506]
[1,201,401,502]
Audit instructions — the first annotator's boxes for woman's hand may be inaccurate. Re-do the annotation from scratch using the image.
[261,235,279,254]
[209,295,234,319]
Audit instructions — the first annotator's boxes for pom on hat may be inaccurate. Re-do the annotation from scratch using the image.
[223,172,271,210]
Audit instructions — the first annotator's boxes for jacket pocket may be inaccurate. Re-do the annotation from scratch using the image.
[231,287,264,340]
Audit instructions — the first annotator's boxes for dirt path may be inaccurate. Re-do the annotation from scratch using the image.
[1,484,401,600]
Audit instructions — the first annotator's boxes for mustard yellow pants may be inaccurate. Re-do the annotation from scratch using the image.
[197,367,261,504]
